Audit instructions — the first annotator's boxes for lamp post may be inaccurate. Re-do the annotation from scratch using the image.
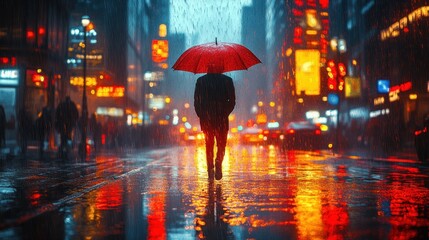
[79,15,90,158]
[330,37,346,153]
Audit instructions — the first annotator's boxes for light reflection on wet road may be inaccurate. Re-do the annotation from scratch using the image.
[1,145,429,239]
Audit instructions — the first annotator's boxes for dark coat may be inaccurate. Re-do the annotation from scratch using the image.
[55,98,79,134]
[36,107,52,139]
[194,73,235,132]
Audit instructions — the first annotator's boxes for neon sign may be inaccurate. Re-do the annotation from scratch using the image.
[96,86,125,97]
[381,6,429,41]
[0,69,19,85]
[388,81,412,102]
[389,81,412,93]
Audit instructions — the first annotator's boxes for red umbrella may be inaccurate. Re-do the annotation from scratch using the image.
[172,39,261,74]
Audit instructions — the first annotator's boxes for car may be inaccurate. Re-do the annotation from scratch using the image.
[261,122,285,145]
[262,128,284,145]
[283,121,329,150]
[239,126,265,144]
[177,125,205,145]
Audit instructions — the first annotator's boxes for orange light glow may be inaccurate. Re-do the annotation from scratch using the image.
[70,76,97,87]
[96,86,125,97]
[152,40,169,63]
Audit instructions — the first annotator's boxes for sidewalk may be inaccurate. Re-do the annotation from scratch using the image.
[334,146,420,164]
[0,140,20,160]
[1,141,61,161]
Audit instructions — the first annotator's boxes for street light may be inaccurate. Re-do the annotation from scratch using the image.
[330,37,346,153]
[79,15,90,158]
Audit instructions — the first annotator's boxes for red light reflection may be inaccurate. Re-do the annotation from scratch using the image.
[95,182,122,210]
[147,193,166,240]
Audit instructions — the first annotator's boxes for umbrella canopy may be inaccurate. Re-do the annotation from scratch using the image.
[172,40,261,74]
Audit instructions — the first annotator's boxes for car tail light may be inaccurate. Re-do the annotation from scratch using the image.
[288,129,295,134]
[315,129,321,135]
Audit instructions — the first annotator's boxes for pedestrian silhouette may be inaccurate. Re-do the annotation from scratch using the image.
[36,107,52,159]
[55,96,79,159]
[0,105,6,148]
[17,107,33,156]
[88,113,101,151]
[194,64,235,180]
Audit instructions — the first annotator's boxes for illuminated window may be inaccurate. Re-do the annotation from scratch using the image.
[159,24,167,37]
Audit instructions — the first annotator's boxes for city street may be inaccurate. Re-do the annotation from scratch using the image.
[1,144,428,239]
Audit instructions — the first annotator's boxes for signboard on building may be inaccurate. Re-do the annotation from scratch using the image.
[96,86,125,97]
[148,96,166,110]
[0,69,19,86]
[345,77,361,98]
[152,40,169,63]
[377,79,390,93]
[295,49,320,95]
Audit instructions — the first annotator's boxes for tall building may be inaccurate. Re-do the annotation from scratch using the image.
[267,0,330,123]
[144,0,171,125]
[166,33,186,102]
[126,0,152,124]
[66,0,131,122]
[241,0,267,123]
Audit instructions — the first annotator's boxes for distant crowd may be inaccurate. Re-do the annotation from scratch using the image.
[0,96,176,159]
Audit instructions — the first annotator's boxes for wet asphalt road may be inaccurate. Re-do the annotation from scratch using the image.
[0,144,429,239]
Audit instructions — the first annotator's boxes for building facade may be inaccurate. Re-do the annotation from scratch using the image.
[330,0,429,150]
[0,0,75,145]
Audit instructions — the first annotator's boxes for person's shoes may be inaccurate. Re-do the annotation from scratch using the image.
[215,161,222,180]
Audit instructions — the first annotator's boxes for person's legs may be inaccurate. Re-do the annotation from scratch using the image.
[20,132,28,155]
[215,129,228,180]
[38,133,45,159]
[59,131,67,158]
[204,130,215,179]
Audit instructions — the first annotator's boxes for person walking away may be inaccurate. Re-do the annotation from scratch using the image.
[36,107,52,159]
[0,105,6,148]
[18,107,33,156]
[55,97,79,159]
[194,64,236,180]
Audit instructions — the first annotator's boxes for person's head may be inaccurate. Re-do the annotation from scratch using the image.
[65,96,71,102]
[207,63,224,74]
